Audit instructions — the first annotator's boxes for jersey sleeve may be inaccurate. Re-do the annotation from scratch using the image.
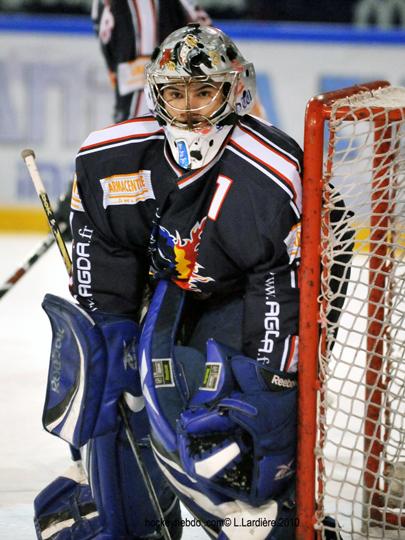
[70,155,150,320]
[91,1,117,76]
[242,200,300,373]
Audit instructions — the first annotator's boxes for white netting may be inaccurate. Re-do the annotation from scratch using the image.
[316,86,405,539]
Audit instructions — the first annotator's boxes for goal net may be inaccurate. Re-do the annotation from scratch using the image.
[297,81,405,540]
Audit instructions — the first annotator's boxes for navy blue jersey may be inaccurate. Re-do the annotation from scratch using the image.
[71,114,302,373]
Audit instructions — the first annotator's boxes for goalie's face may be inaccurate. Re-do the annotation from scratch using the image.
[160,79,226,130]
[145,24,256,169]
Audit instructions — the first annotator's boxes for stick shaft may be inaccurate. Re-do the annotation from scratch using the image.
[118,401,172,540]
[22,153,72,274]
[0,233,55,299]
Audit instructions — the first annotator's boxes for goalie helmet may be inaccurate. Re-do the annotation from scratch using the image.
[145,24,256,169]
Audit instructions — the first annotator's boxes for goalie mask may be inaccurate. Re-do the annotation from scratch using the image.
[145,24,256,169]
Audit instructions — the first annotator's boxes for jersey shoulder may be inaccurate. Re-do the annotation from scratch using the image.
[77,115,164,157]
[232,115,303,170]
[225,115,302,211]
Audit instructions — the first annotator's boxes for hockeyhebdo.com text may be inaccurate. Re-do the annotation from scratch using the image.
[144,515,299,530]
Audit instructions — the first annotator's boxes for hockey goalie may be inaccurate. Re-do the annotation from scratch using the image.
[32,23,336,540]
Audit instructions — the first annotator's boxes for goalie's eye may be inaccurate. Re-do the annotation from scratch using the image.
[195,84,220,100]
[162,86,185,103]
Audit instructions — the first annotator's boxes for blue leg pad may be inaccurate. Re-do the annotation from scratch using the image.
[34,467,101,539]
[88,406,182,538]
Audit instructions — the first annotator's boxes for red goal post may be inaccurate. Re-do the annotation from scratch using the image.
[297,81,405,539]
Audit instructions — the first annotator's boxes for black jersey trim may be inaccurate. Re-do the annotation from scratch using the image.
[176,149,224,189]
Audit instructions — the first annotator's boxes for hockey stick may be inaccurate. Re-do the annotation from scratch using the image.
[0,191,71,300]
[117,400,173,540]
[0,232,56,299]
[21,148,172,540]
[21,150,72,274]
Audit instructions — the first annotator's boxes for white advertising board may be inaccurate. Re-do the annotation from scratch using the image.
[0,28,113,208]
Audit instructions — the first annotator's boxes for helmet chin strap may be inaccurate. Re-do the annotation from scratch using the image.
[165,124,233,170]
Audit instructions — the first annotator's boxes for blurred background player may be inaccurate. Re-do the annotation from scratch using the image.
[91,0,265,123]
[91,0,212,122]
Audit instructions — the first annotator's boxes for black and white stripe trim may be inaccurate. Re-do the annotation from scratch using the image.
[77,118,164,157]
[239,119,302,173]
[227,145,298,205]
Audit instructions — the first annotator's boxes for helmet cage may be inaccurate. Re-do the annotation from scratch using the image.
[147,71,240,131]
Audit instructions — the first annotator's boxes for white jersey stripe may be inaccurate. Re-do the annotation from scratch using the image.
[279,336,291,372]
[239,122,302,172]
[290,200,301,220]
[290,269,296,289]
[233,125,300,177]
[131,0,157,55]
[78,118,162,151]
[228,146,299,207]
[127,0,139,54]
[286,336,299,373]
[231,126,302,209]
[78,135,164,157]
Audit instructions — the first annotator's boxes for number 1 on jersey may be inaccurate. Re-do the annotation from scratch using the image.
[208,175,233,221]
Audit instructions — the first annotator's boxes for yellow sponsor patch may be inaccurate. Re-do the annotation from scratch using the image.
[100,170,154,209]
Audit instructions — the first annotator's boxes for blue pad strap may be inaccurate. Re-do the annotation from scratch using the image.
[34,466,101,540]
[42,294,139,448]
[231,356,297,393]
[34,435,182,540]
[189,339,238,407]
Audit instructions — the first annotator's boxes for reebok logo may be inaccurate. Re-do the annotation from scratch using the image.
[271,374,297,389]
[50,327,65,393]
